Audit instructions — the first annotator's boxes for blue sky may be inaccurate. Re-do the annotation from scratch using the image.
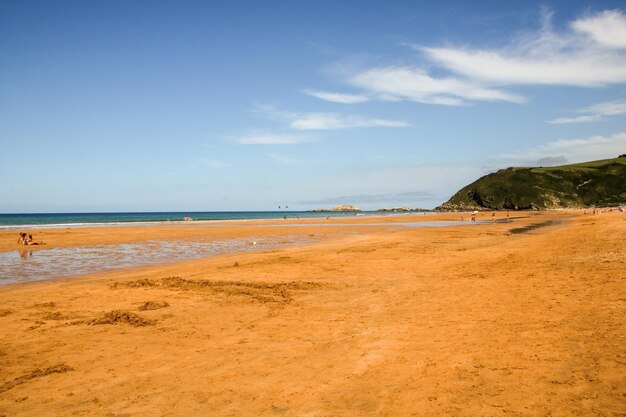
[1,0,626,212]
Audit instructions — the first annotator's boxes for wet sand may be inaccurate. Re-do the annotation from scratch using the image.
[0,211,624,416]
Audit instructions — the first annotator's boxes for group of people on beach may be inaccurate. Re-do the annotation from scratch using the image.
[460,211,509,222]
[17,232,45,246]
[460,211,479,222]
[584,206,625,214]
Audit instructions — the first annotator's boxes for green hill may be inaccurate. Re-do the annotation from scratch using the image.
[437,157,626,211]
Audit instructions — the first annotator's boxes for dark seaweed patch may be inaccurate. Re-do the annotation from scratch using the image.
[508,220,557,235]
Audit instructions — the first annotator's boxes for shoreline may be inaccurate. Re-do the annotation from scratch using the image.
[3,207,590,231]
[0,211,511,254]
[0,213,503,286]
[0,210,429,231]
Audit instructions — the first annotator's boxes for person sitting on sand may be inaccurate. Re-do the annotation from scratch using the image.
[17,232,27,245]
[25,234,45,246]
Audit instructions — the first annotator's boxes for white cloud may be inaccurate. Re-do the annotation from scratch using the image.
[303,89,369,104]
[422,47,626,87]
[253,104,408,130]
[267,153,298,165]
[237,134,309,145]
[492,132,626,164]
[420,10,626,87]
[348,66,525,106]
[571,10,626,49]
[547,99,626,124]
[584,99,626,116]
[305,9,626,108]
[290,113,409,130]
[547,115,602,124]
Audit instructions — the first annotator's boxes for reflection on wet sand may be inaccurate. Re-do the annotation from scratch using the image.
[1,236,311,284]
[18,250,33,260]
[0,220,504,285]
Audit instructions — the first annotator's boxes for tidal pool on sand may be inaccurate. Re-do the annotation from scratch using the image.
[0,236,310,284]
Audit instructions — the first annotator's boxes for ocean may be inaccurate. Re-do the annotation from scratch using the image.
[0,211,386,229]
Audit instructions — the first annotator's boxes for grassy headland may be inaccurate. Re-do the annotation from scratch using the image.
[438,157,626,210]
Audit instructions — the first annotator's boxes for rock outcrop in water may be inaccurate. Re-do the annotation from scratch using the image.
[310,205,361,212]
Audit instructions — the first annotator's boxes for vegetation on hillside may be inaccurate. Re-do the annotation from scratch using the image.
[437,157,626,210]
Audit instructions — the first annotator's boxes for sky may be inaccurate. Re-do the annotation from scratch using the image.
[1,0,626,212]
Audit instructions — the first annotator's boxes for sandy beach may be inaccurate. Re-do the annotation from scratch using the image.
[0,211,624,416]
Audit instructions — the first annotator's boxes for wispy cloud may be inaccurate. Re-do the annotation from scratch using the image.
[267,153,298,165]
[420,10,626,87]
[547,99,626,124]
[303,89,369,104]
[237,134,309,145]
[293,163,485,209]
[584,99,626,116]
[492,131,626,164]
[290,113,408,130]
[253,104,408,130]
[300,190,435,206]
[309,10,626,107]
[547,115,603,124]
[348,66,524,106]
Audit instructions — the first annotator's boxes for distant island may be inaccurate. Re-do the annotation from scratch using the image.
[376,207,433,212]
[308,205,435,213]
[309,205,362,212]
[437,156,626,211]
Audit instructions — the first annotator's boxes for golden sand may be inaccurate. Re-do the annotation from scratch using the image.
[0,211,624,416]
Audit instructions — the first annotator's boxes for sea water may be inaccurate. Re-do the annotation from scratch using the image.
[0,211,396,229]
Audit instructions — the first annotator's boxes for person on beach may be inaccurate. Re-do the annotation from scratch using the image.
[24,234,45,246]
[492,212,496,223]
[17,232,27,244]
